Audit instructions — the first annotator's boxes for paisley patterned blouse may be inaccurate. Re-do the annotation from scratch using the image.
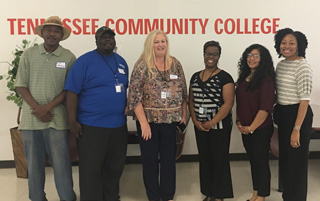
[126,57,188,123]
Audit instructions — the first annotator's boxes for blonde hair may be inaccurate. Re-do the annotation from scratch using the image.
[139,30,173,77]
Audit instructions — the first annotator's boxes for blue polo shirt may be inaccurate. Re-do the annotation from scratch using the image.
[64,50,128,128]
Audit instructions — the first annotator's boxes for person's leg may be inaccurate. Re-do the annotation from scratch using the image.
[137,122,161,201]
[250,126,273,197]
[283,106,312,201]
[22,130,47,201]
[279,104,312,201]
[78,125,109,201]
[210,122,233,199]
[44,128,76,201]
[102,124,128,201]
[159,123,177,201]
[242,133,258,201]
[195,126,214,197]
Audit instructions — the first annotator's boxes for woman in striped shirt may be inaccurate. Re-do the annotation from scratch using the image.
[274,28,313,201]
[189,40,235,201]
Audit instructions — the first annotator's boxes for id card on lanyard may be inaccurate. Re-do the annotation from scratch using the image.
[99,52,125,93]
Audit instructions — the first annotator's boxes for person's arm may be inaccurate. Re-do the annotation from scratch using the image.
[66,90,82,138]
[290,100,309,147]
[180,102,187,124]
[134,103,151,141]
[235,107,245,134]
[16,87,53,122]
[31,91,66,118]
[188,86,208,131]
[202,83,235,130]
[242,110,268,135]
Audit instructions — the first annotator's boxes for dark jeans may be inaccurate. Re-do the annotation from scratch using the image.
[277,104,313,201]
[78,124,128,201]
[242,125,273,197]
[137,121,177,201]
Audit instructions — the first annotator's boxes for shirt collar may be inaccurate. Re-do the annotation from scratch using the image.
[39,43,63,56]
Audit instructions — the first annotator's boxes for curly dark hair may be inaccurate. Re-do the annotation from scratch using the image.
[274,28,308,58]
[203,40,221,56]
[236,44,275,91]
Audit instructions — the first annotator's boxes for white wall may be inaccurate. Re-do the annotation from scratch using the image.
[1,0,319,160]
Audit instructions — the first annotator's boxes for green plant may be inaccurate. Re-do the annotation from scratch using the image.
[0,39,38,107]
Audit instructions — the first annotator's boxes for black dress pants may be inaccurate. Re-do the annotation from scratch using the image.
[78,124,128,201]
[194,117,233,199]
[137,122,177,201]
[277,104,313,201]
[242,125,273,197]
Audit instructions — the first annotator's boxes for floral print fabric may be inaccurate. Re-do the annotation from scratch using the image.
[126,57,188,123]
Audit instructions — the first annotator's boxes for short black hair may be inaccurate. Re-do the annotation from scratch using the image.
[203,40,221,56]
[274,28,308,58]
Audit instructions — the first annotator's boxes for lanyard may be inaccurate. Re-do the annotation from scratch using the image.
[201,68,217,103]
[98,51,119,84]
[154,60,167,82]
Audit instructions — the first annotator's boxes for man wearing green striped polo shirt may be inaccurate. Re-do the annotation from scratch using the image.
[14,16,76,201]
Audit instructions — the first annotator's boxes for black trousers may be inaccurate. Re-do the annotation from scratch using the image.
[137,122,177,201]
[242,125,273,197]
[78,124,128,201]
[277,104,313,201]
[194,117,234,199]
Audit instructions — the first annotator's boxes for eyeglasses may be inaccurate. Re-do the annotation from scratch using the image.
[204,52,219,57]
[247,53,260,59]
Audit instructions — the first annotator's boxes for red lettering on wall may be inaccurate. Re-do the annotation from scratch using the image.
[116,19,127,35]
[144,19,160,33]
[17,19,26,35]
[7,19,16,34]
[6,17,280,36]
[225,18,235,34]
[129,19,143,34]
[214,18,223,34]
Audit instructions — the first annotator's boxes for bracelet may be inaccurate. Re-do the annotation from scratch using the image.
[294,125,301,131]
[248,126,254,134]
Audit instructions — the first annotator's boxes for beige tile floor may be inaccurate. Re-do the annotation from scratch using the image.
[0,160,320,201]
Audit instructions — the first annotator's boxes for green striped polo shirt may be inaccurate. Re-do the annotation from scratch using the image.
[14,43,76,130]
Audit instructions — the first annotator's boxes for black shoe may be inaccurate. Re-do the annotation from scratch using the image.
[203,196,215,201]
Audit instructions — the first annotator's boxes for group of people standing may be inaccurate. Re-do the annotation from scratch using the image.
[14,15,313,201]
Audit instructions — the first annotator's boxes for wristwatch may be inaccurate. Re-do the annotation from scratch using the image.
[294,125,301,131]
[248,126,254,134]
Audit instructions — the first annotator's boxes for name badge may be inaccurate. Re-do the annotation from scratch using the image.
[161,91,167,99]
[161,90,170,99]
[115,83,125,93]
[170,74,178,79]
[118,68,125,74]
[56,62,66,68]
[199,106,207,115]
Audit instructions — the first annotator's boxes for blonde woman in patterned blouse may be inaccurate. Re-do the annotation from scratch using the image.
[126,29,188,201]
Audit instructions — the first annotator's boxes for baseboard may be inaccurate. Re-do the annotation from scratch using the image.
[1,151,320,168]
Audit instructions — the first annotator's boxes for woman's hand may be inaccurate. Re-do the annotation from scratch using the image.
[202,121,213,131]
[237,121,246,134]
[140,122,152,141]
[180,116,186,125]
[291,129,300,148]
[194,120,209,132]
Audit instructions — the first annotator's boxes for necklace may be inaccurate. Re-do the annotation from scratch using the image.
[201,67,217,81]
[154,60,167,81]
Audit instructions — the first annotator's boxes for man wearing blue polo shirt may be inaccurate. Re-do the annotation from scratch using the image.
[64,26,129,201]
